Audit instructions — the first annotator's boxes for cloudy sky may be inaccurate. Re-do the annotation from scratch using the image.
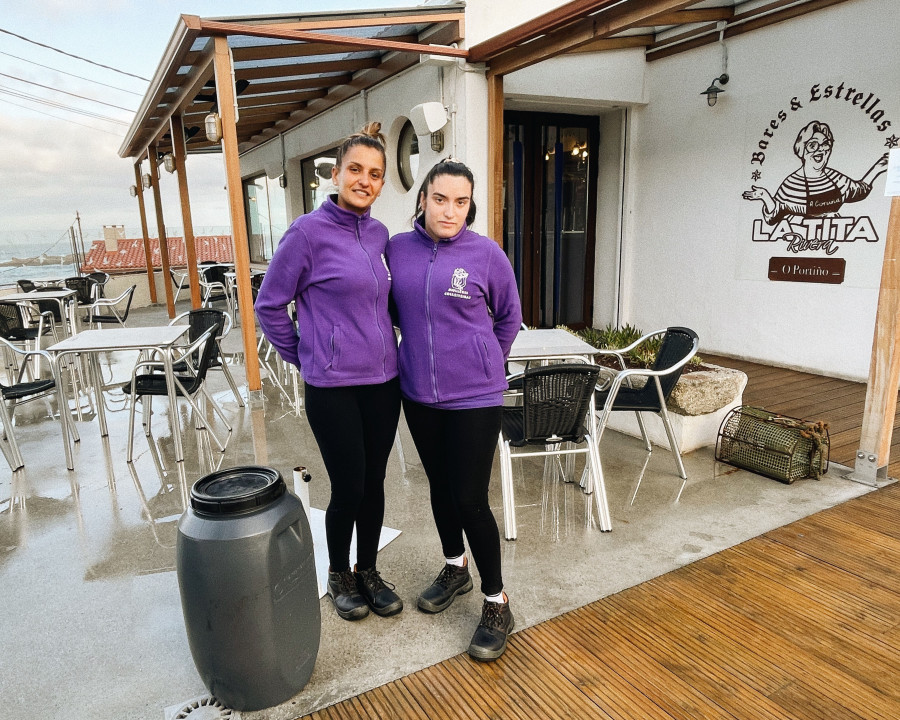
[1,0,418,247]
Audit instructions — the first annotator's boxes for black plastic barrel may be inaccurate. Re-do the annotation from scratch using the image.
[176,466,320,711]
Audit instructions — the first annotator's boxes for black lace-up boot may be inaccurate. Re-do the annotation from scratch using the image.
[327,568,369,621]
[354,566,403,617]
[467,598,514,661]
[417,563,473,613]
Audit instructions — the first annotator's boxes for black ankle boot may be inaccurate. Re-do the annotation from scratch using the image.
[417,563,473,613]
[467,598,514,661]
[354,566,403,617]
[327,569,369,621]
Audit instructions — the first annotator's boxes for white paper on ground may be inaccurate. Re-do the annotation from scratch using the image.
[308,508,402,597]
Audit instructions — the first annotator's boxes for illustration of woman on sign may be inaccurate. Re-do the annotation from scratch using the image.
[743,120,888,224]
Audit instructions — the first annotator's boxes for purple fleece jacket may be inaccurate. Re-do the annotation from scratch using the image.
[387,221,522,407]
[254,196,398,388]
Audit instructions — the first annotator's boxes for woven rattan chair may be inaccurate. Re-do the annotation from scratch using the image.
[122,324,230,463]
[498,363,610,540]
[0,336,79,471]
[198,263,229,308]
[593,327,699,494]
[169,308,244,407]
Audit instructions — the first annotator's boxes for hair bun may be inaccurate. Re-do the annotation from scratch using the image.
[357,121,385,146]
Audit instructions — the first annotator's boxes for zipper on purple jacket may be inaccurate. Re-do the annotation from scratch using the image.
[425,241,439,402]
[356,216,388,378]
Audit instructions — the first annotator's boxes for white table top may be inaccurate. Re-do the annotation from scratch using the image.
[509,328,598,361]
[48,325,188,353]
[1,289,76,302]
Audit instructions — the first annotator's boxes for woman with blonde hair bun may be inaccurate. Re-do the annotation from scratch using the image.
[256,122,404,622]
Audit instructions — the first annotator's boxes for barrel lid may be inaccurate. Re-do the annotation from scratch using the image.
[190,466,285,515]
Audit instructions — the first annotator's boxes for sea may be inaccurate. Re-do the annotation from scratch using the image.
[0,237,84,289]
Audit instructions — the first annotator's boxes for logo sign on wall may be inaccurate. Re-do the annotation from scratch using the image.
[739,82,896,285]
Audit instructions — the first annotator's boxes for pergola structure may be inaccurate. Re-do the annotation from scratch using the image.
[119,0,896,484]
[118,5,467,390]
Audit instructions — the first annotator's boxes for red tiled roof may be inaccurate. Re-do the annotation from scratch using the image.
[80,236,234,273]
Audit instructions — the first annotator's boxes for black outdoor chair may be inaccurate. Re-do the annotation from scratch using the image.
[28,286,65,325]
[498,363,610,539]
[198,263,229,307]
[64,276,100,306]
[169,308,244,407]
[593,326,699,494]
[0,300,57,368]
[83,285,136,328]
[0,336,79,471]
[122,324,230,463]
[170,268,190,303]
[16,279,37,293]
[86,272,109,298]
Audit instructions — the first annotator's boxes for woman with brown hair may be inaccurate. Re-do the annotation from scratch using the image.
[256,123,402,622]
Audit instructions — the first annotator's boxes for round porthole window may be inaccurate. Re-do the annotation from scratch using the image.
[397,119,420,191]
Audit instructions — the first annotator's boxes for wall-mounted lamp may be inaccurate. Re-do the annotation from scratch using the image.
[701,73,729,107]
[205,111,223,143]
[162,152,176,173]
[141,172,152,189]
[129,185,138,197]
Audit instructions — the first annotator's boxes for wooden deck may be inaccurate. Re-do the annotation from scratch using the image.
[702,354,900,479]
[300,482,900,720]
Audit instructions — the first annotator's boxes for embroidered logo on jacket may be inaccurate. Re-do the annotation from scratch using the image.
[444,268,470,299]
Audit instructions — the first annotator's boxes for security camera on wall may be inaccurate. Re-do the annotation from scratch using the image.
[408,102,448,136]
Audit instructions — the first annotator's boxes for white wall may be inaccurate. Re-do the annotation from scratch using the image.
[623,0,897,380]
[239,60,491,237]
[465,0,571,47]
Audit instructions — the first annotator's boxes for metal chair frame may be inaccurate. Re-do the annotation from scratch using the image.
[593,327,699,495]
[169,308,245,407]
[498,363,611,540]
[124,325,231,462]
[84,285,136,328]
[0,336,79,471]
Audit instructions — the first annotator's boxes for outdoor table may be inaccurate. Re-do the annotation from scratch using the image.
[509,327,599,365]
[48,325,190,462]
[2,288,79,338]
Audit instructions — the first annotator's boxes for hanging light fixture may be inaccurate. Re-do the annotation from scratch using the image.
[701,74,729,106]
[205,112,223,143]
[141,172,152,189]
[162,152,176,173]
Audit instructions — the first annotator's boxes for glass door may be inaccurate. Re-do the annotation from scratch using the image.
[504,112,598,328]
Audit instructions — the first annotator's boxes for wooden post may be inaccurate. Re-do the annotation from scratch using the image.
[487,72,504,246]
[850,195,900,485]
[148,151,176,318]
[213,35,261,391]
[133,163,157,304]
[170,114,202,308]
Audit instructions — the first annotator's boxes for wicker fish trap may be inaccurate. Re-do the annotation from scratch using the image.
[715,405,829,484]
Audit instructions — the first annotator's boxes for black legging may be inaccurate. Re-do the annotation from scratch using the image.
[402,399,503,596]
[304,378,401,572]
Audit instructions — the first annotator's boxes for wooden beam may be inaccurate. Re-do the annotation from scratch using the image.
[488,0,694,76]
[170,114,201,309]
[247,11,464,32]
[230,35,416,62]
[238,91,326,110]
[233,75,352,96]
[487,73,504,248]
[213,35,261,391]
[642,8,733,26]
[199,19,468,58]
[133,162,157,304]
[236,57,380,81]
[147,151,175,317]
[852,196,900,485]
[567,34,654,54]
[469,0,622,63]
